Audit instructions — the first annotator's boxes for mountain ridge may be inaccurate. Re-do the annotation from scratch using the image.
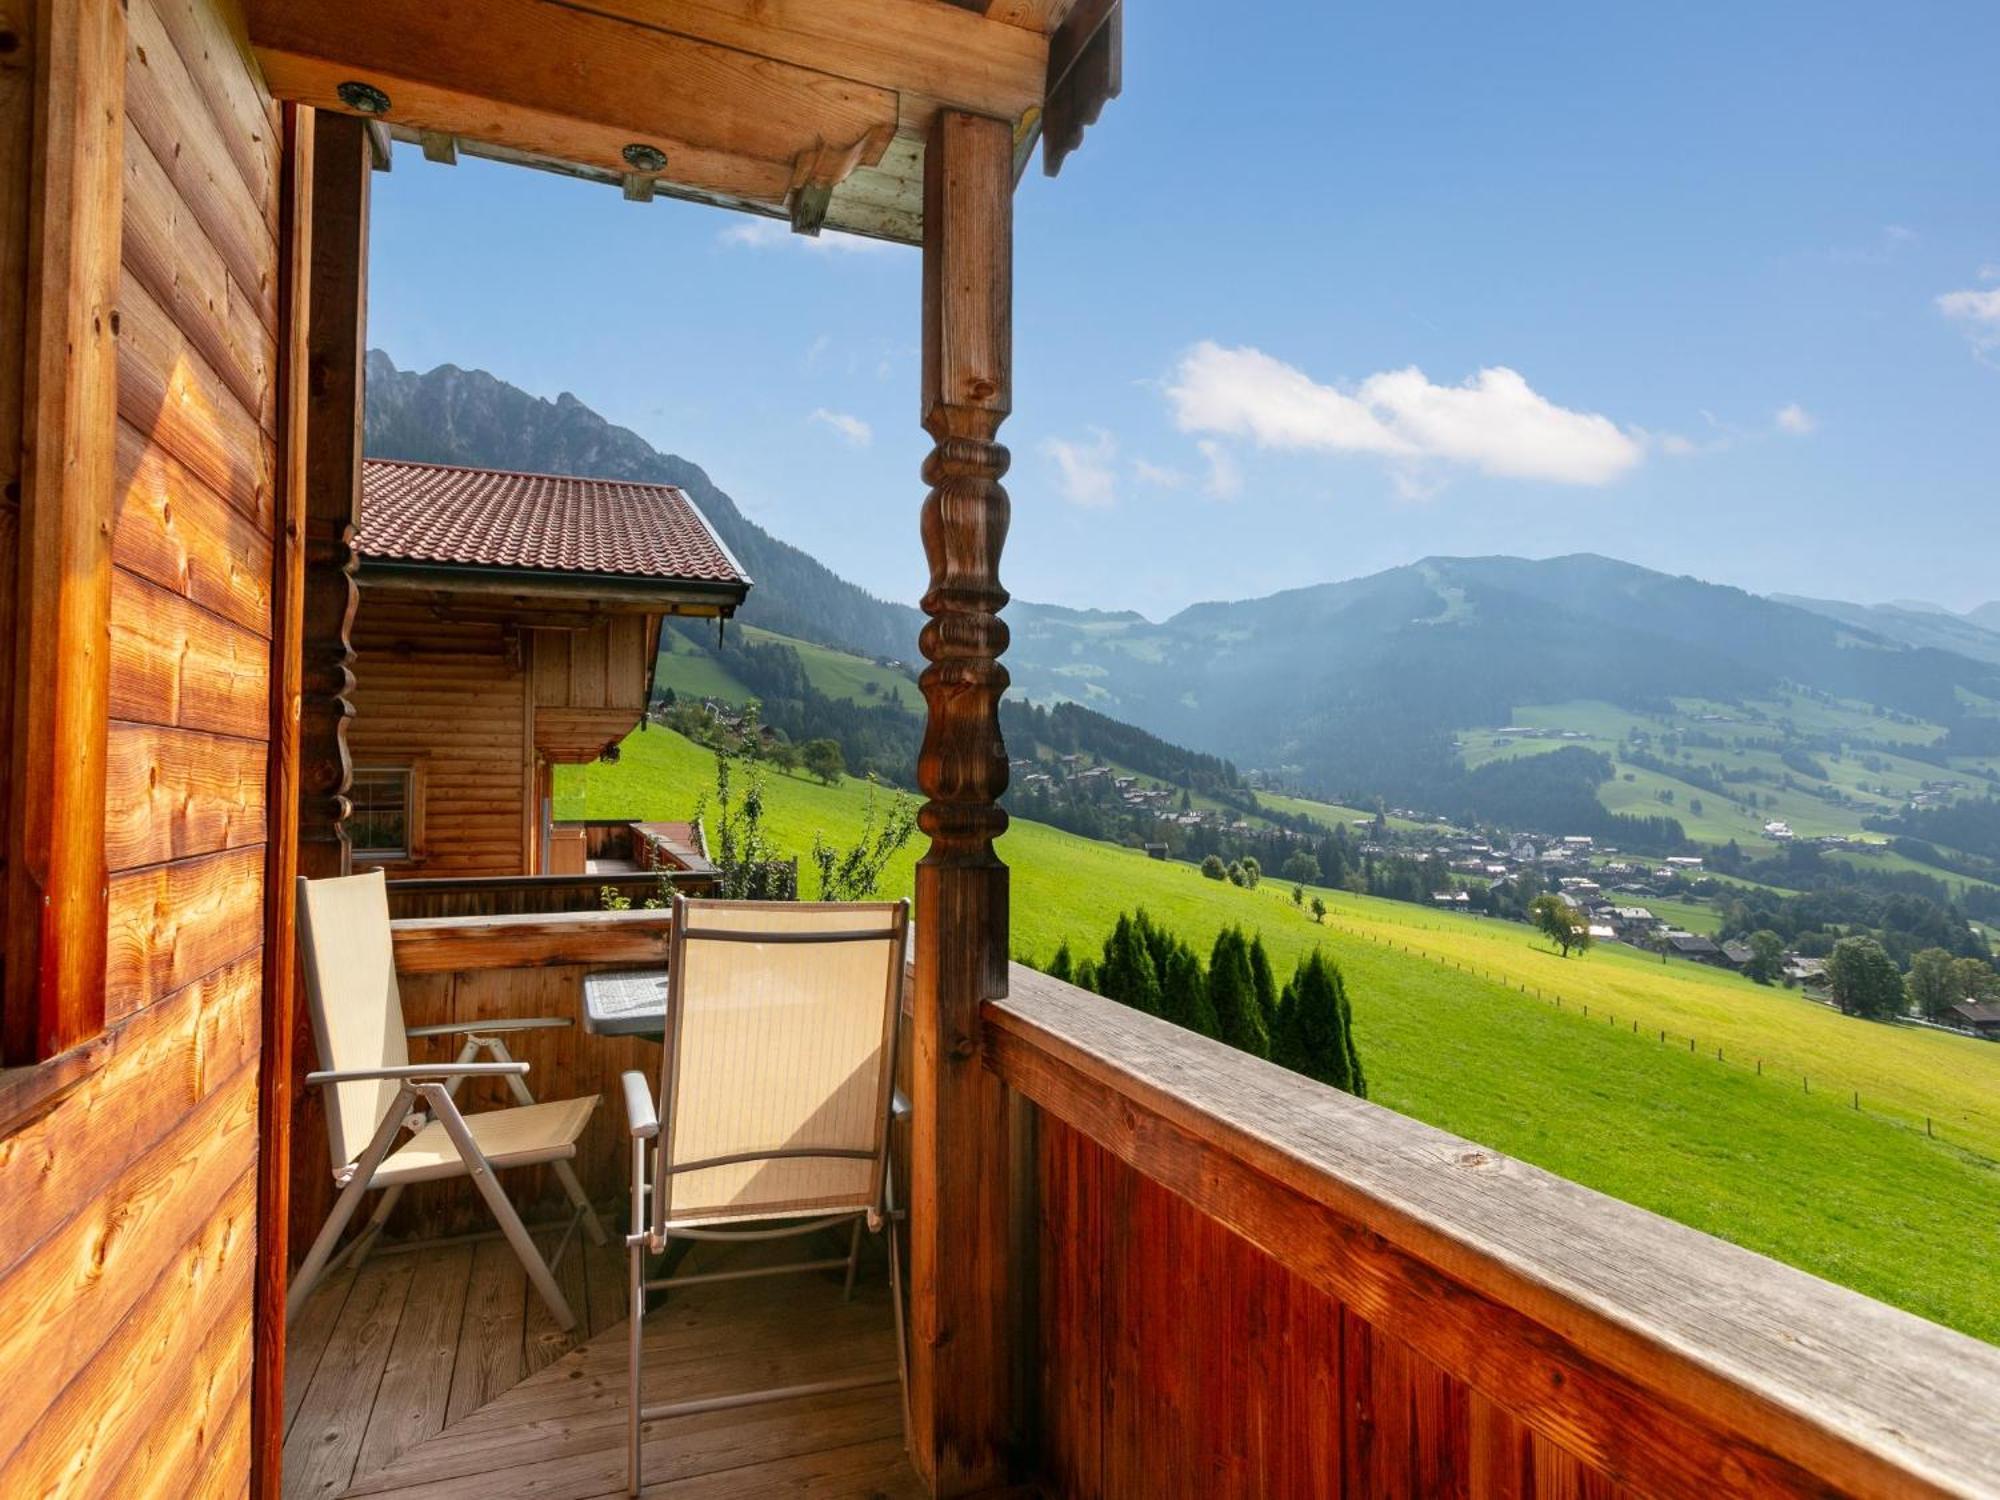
[363,351,923,659]
[362,354,2000,804]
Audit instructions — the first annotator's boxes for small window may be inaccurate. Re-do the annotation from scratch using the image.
[350,767,416,861]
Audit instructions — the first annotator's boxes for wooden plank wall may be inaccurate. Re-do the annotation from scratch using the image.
[0,0,277,1493]
[348,600,529,875]
[1037,1119,1625,1500]
[530,615,657,761]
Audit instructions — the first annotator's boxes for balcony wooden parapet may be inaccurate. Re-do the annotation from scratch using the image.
[988,964,2000,1500]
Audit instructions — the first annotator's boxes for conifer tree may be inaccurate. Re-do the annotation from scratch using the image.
[1155,941,1218,1038]
[1248,936,1280,1032]
[1074,956,1099,994]
[1275,950,1367,1097]
[1207,926,1270,1058]
[1047,941,1074,984]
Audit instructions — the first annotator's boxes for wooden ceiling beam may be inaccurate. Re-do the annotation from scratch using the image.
[244,0,902,207]
[568,0,1048,124]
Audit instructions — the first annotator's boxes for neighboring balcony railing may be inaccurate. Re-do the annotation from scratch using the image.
[987,964,2000,1499]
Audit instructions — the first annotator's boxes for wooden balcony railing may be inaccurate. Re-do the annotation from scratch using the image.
[986,964,2000,1500]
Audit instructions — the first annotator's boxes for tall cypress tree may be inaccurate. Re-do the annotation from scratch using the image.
[1208,926,1270,1058]
[1159,941,1220,1038]
[1248,936,1280,1033]
[1276,950,1367,1097]
[1047,940,1074,984]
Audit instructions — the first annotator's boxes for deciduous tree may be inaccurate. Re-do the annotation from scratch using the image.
[1829,936,1906,1020]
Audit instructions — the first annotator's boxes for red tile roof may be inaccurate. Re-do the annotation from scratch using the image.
[356,459,749,587]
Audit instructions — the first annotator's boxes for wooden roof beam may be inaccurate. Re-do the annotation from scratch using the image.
[568,0,1049,125]
[1042,0,1120,176]
[245,0,904,208]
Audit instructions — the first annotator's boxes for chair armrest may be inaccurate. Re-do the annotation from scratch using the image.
[305,1061,530,1086]
[404,1016,571,1038]
[621,1070,659,1139]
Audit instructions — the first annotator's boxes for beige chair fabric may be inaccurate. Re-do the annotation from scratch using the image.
[289,871,607,1331]
[375,1095,599,1186]
[652,899,907,1233]
[298,871,412,1170]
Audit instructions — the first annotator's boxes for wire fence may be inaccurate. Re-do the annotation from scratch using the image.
[1300,908,1993,1164]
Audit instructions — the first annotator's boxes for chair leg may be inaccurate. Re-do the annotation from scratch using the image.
[842,1215,863,1302]
[628,1136,648,1496]
[485,1038,610,1249]
[420,1084,578,1331]
[336,1182,406,1277]
[554,1158,611,1248]
[885,1170,911,1455]
[286,1086,416,1321]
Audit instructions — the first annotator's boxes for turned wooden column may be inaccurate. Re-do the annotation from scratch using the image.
[286,110,369,1275]
[297,112,368,885]
[909,108,1016,1496]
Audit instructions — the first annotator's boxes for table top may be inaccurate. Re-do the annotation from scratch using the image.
[581,968,668,1037]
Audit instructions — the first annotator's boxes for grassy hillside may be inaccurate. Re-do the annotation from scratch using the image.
[558,725,2000,1343]
[736,625,920,714]
[1460,695,2000,857]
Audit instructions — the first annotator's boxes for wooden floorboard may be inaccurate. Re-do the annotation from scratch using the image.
[284,1229,915,1500]
[283,1254,417,1500]
[351,1241,474,1484]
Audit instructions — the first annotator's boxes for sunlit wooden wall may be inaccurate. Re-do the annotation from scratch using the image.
[0,0,277,1491]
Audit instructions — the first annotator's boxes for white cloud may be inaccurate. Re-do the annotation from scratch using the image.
[1774,402,1817,435]
[810,408,872,448]
[1165,342,1642,487]
[1196,439,1242,500]
[1938,279,2000,361]
[1131,458,1186,489]
[718,218,898,256]
[1041,428,1119,508]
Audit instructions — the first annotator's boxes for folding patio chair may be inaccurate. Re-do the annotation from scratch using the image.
[287,871,609,1329]
[619,894,910,1496]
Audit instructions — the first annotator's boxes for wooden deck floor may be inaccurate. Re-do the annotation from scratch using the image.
[283,1224,917,1499]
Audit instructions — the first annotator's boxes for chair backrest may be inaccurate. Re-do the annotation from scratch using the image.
[297,871,411,1171]
[653,895,909,1235]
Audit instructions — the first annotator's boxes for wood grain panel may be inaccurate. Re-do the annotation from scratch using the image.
[122,116,275,422]
[1039,1119,1599,1500]
[110,566,271,737]
[0,1164,255,1495]
[117,265,273,521]
[125,0,278,331]
[0,1058,258,1461]
[107,722,268,870]
[114,417,273,635]
[0,4,274,1496]
[350,601,528,876]
[107,843,265,1019]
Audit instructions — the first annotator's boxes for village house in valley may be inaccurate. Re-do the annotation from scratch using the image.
[3,2,1998,1498]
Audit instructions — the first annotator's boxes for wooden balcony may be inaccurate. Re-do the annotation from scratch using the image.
[280,909,2000,1500]
[284,1236,912,1499]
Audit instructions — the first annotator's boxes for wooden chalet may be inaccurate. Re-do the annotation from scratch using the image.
[346,459,745,902]
[3,2,1999,1498]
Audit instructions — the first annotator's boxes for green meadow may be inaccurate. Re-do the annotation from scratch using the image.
[558,726,2000,1343]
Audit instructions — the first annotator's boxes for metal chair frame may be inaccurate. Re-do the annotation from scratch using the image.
[286,878,609,1331]
[619,895,910,1496]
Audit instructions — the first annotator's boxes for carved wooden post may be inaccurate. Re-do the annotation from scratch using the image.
[297,111,368,884]
[287,110,368,1269]
[909,108,1016,1496]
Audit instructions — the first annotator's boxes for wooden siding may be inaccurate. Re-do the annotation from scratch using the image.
[1038,1119,1621,1499]
[348,601,529,877]
[529,615,657,763]
[995,965,2000,1500]
[0,2,279,1495]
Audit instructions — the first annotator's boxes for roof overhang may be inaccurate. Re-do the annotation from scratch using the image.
[244,0,1121,244]
[356,557,750,616]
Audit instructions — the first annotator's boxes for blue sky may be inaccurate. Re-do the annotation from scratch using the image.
[369,2,2000,620]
